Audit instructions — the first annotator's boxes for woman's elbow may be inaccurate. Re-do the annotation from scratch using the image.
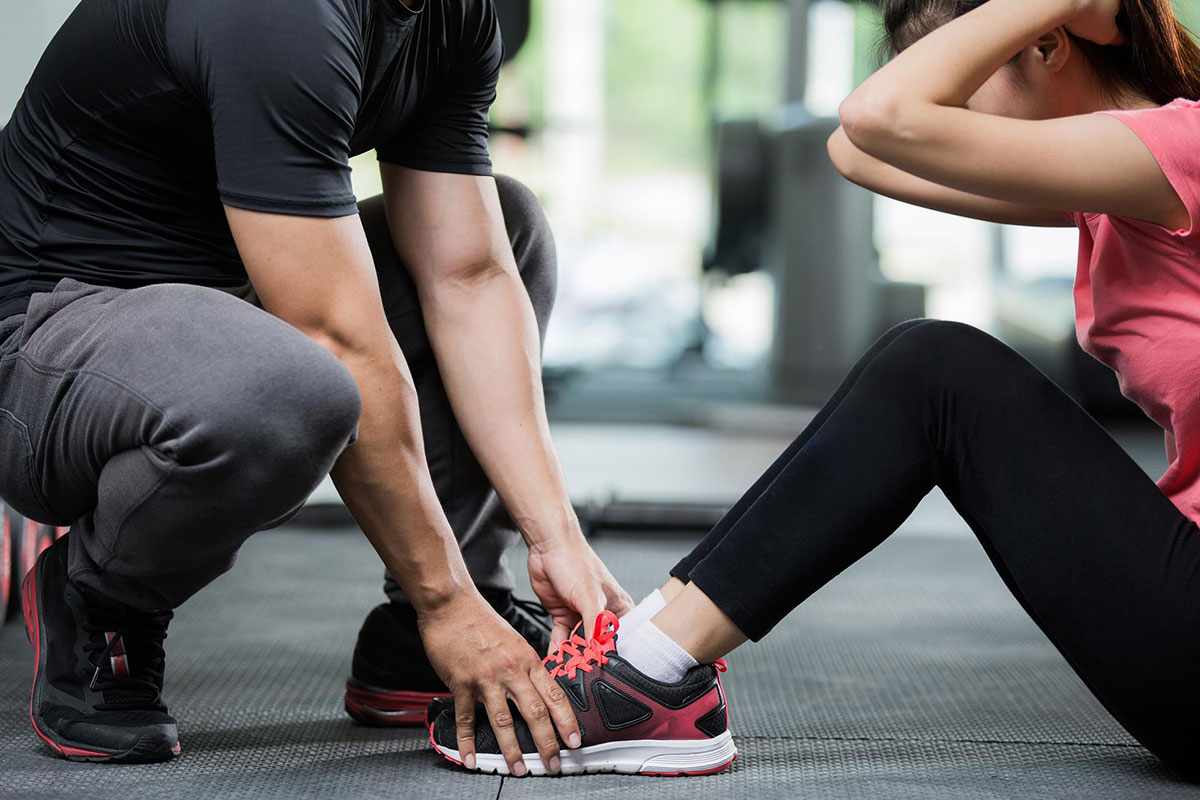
[826,128,860,182]
[838,92,914,156]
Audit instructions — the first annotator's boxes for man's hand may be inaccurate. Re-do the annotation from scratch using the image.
[527,532,634,652]
[420,591,581,775]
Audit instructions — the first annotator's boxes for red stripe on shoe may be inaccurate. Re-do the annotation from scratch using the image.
[105,632,130,678]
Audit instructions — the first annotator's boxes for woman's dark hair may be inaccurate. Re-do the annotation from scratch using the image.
[879,0,1200,104]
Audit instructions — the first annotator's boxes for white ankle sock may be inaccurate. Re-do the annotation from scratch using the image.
[617,619,698,684]
[617,589,666,634]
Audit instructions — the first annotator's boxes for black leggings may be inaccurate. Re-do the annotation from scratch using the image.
[673,319,1200,774]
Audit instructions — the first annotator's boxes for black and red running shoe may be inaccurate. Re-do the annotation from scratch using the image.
[345,591,552,728]
[430,611,737,776]
[23,536,178,762]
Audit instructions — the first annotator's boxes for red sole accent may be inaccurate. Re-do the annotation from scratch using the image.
[344,682,450,728]
[429,724,465,767]
[23,564,112,759]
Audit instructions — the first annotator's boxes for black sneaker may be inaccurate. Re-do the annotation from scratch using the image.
[22,536,178,762]
[344,590,552,728]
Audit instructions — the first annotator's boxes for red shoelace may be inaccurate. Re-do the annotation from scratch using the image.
[541,625,589,671]
[549,610,620,680]
[544,610,731,679]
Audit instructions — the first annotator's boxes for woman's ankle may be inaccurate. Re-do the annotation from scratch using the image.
[651,582,749,665]
[659,577,686,603]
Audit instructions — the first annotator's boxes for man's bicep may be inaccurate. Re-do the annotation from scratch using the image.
[224,206,390,348]
[380,165,512,286]
[169,0,361,215]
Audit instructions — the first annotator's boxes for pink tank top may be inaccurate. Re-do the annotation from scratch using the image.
[1067,97,1200,522]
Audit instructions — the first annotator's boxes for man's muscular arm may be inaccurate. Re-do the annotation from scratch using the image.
[381,166,633,625]
[225,207,580,776]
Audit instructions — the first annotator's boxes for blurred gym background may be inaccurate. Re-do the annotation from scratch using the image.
[1,0,1194,540]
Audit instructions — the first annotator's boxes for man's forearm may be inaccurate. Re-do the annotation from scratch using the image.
[419,265,578,549]
[328,337,474,609]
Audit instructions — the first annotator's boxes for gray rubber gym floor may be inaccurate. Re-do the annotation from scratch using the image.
[2,528,1199,800]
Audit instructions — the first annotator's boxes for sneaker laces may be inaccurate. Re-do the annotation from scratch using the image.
[541,621,589,670]
[549,610,620,680]
[81,604,172,710]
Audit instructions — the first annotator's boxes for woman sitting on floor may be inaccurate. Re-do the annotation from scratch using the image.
[433,0,1200,779]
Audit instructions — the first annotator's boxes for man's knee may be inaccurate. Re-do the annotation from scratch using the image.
[495,175,557,332]
[248,346,359,464]
[495,175,546,241]
[188,339,360,512]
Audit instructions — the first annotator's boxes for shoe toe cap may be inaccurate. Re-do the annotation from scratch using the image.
[425,696,453,729]
[56,712,179,760]
[431,708,460,750]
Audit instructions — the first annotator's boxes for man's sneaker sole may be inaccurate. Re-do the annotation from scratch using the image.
[343,679,451,728]
[22,560,180,763]
[430,728,737,777]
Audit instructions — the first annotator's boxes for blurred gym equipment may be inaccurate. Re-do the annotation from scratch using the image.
[993,261,1138,417]
[704,0,925,405]
[1,501,65,624]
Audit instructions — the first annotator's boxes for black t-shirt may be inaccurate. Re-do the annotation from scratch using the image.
[0,0,502,320]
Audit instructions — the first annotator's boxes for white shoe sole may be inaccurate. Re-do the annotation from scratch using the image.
[433,730,737,776]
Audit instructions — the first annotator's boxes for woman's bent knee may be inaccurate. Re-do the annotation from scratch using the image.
[884,319,1012,368]
[869,319,1041,399]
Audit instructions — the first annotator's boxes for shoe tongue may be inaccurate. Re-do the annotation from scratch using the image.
[82,602,172,709]
[489,592,552,651]
[91,629,168,709]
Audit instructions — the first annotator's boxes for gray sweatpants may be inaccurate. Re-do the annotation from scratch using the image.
[0,176,556,611]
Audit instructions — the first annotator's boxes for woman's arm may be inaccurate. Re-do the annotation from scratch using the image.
[828,126,1072,227]
[839,0,1188,230]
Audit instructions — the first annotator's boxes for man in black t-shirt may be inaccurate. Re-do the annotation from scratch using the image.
[0,0,631,772]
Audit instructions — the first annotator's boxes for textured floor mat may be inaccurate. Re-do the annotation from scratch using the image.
[0,528,1196,799]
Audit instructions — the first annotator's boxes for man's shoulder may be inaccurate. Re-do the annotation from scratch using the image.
[420,0,498,35]
[166,0,372,78]
[168,0,370,43]
[419,0,501,63]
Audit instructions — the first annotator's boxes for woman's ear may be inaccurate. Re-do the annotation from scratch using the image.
[1035,27,1072,74]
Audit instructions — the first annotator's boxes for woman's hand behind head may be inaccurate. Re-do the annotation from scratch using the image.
[1065,0,1128,46]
